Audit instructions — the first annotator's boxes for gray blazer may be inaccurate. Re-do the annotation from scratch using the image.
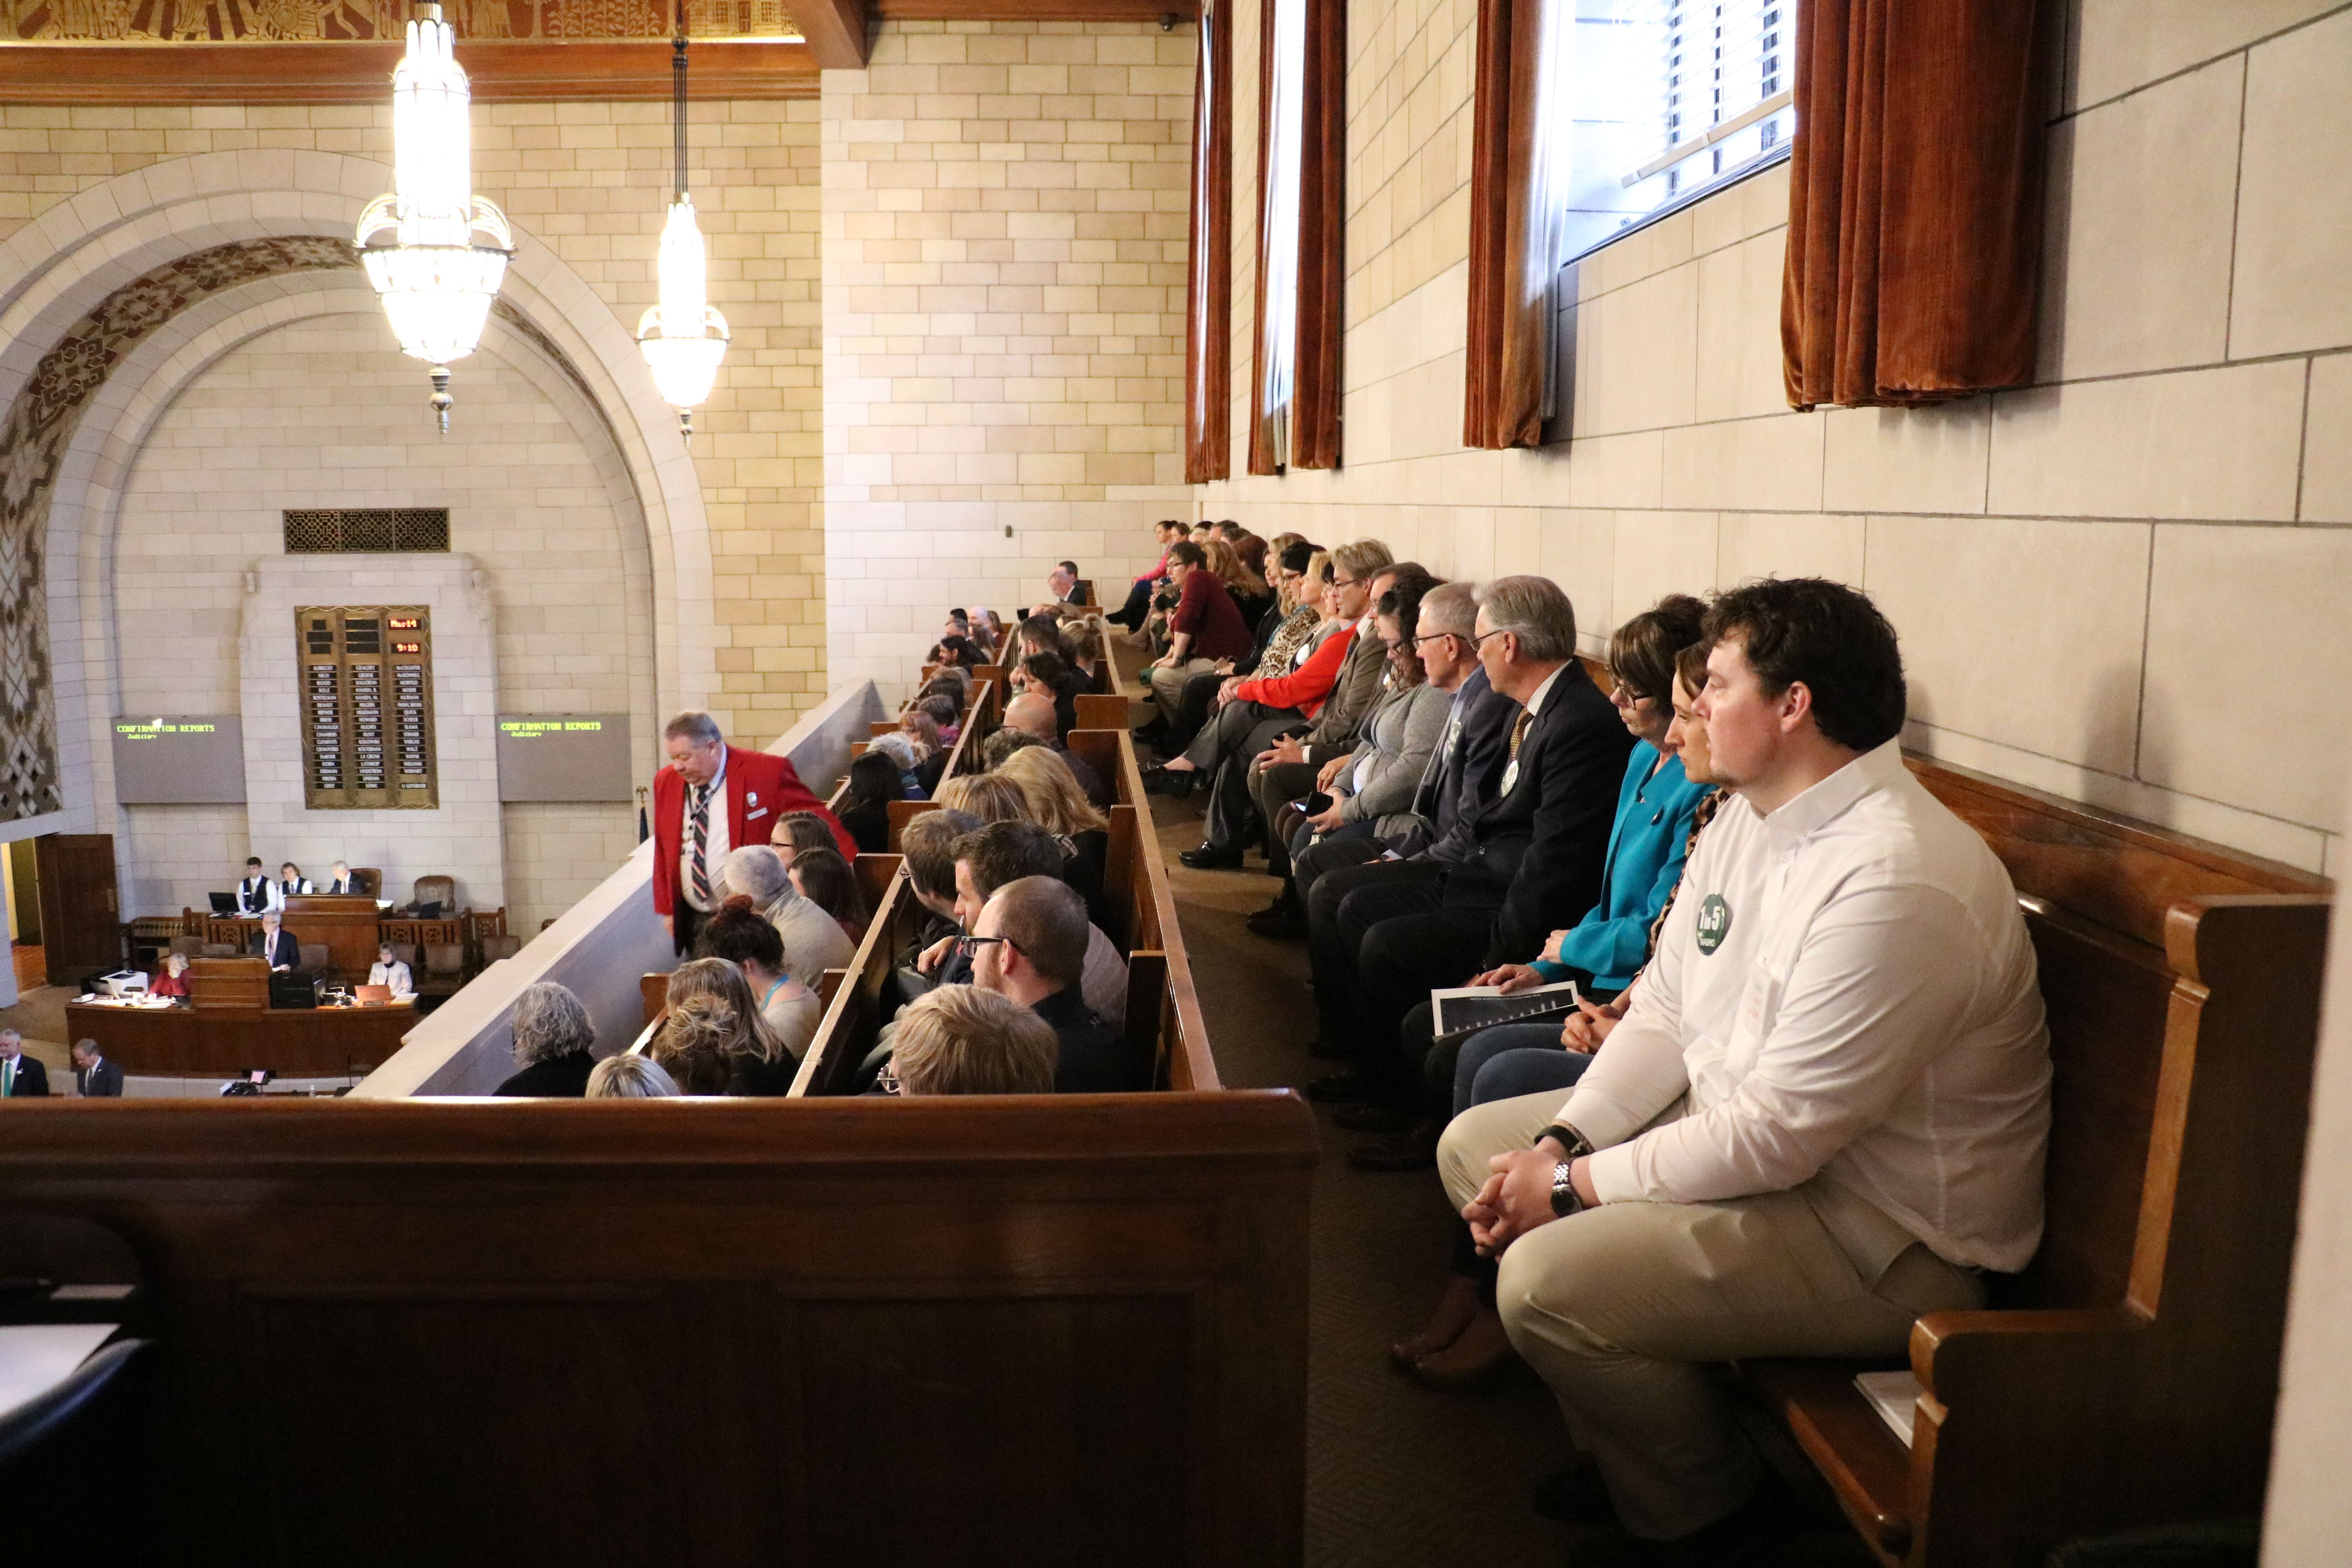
[1331,681,1452,832]
[1301,621,1392,761]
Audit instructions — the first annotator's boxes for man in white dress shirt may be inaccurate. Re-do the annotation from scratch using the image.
[1439,579,2051,1561]
[277,862,314,902]
[235,857,281,915]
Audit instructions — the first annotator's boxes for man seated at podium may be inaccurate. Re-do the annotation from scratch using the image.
[278,862,314,901]
[236,856,280,915]
[254,913,300,973]
[368,943,414,998]
[325,860,361,896]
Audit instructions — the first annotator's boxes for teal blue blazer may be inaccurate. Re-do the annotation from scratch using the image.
[1530,740,1714,992]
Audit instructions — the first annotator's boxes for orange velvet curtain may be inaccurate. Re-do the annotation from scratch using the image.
[1248,0,1344,475]
[1782,0,2053,409]
[1183,0,1232,484]
[1463,0,1556,450]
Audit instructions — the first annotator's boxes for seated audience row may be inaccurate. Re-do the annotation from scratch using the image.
[1146,556,2056,1560]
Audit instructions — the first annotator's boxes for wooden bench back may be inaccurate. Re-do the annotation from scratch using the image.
[1904,757,2329,1313]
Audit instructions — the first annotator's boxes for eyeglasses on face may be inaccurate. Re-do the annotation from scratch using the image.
[1468,628,1510,650]
[955,933,1025,960]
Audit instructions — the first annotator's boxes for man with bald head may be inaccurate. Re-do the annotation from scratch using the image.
[1004,691,1110,809]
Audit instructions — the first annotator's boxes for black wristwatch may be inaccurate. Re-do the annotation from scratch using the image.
[1535,1123,1593,1162]
[1549,1161,1584,1218]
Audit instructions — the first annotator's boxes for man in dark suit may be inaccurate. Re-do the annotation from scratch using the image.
[254,913,301,972]
[325,860,361,896]
[70,1040,122,1098]
[0,1029,49,1097]
[1285,582,1515,956]
[1312,576,1632,1119]
[651,710,854,955]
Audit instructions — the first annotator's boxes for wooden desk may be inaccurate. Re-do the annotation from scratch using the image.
[66,999,416,1078]
[282,895,384,982]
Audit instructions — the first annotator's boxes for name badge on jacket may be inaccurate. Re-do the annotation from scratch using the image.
[1500,759,1521,796]
[746,789,766,822]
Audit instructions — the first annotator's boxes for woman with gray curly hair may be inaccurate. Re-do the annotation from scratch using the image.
[492,981,599,1097]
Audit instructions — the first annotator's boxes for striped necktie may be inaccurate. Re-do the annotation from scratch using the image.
[688,782,714,906]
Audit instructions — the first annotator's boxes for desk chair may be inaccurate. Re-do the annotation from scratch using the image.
[407,875,457,916]
[296,944,330,977]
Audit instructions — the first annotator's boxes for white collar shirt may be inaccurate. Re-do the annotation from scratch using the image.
[678,755,731,913]
[1517,661,1566,720]
[1561,739,2053,1272]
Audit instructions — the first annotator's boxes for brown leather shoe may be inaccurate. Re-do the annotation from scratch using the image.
[1407,1307,1517,1394]
[1347,1117,1439,1170]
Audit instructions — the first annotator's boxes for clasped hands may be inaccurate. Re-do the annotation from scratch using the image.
[1464,1137,1599,1258]
[1254,733,1310,770]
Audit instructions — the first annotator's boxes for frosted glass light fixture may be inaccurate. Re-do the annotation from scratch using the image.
[638,31,729,443]
[355,1,512,434]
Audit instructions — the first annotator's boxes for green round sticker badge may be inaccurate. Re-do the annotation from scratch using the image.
[1695,894,1732,956]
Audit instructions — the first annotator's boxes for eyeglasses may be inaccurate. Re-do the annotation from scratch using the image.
[1410,631,1455,646]
[1330,573,1359,588]
[955,933,1025,960]
[1469,628,1510,650]
[875,1059,902,1095]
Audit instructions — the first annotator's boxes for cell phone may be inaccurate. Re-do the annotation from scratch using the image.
[1292,792,1333,815]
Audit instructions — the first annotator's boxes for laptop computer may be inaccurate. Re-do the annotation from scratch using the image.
[415,900,443,919]
[356,984,393,1006]
[208,891,238,915]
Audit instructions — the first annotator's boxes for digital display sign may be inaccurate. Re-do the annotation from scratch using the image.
[496,715,632,802]
[112,716,246,803]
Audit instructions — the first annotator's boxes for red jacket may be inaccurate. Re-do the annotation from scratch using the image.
[650,744,853,918]
[1234,624,1353,719]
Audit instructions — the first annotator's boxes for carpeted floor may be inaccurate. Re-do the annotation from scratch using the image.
[0,982,74,1076]
[1148,789,1576,1568]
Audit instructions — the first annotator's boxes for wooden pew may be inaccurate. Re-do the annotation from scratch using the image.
[0,1092,1314,1566]
[1741,757,2330,1566]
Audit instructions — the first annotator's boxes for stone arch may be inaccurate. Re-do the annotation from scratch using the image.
[42,270,659,868]
[0,151,713,829]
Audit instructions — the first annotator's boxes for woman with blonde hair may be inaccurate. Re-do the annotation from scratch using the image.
[995,746,1107,837]
[935,770,1031,825]
[997,744,1114,922]
[588,1053,679,1098]
[653,956,793,1095]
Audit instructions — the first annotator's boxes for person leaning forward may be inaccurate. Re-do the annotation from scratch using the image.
[1439,579,2051,1563]
[651,710,855,956]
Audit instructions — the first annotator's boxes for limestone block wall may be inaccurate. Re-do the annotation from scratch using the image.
[822,20,1193,696]
[237,553,503,911]
[111,315,644,924]
[1196,0,2352,875]
[0,97,825,745]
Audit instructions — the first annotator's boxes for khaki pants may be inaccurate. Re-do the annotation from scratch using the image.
[1438,1091,1984,1540]
[1147,657,1218,726]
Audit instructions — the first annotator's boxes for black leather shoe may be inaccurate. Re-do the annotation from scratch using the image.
[1246,900,1307,940]
[1303,1069,1370,1104]
[1333,1102,1412,1134]
[1142,766,1197,798]
[1179,842,1244,870]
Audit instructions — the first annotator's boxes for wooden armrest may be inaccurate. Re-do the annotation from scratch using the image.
[1741,1359,1913,1560]
[1908,1306,2148,1403]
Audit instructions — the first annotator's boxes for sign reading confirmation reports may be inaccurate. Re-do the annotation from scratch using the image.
[112,716,246,803]
[495,715,633,803]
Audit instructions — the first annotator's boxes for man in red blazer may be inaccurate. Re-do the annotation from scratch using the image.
[652,711,855,953]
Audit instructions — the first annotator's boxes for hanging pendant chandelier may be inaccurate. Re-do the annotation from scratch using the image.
[638,29,730,444]
[356,1,512,434]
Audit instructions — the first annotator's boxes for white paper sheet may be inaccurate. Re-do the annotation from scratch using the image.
[0,1323,120,1424]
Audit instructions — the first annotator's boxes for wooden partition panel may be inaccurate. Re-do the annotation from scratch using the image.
[0,1094,1316,1567]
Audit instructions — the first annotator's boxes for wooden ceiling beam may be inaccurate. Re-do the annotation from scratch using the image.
[0,39,819,105]
[793,0,872,69]
[872,0,1196,19]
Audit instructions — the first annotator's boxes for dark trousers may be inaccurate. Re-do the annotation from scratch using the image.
[1305,858,1448,1056]
[1163,671,1226,753]
[672,902,706,956]
[1250,759,1321,875]
[1293,830,1389,902]
[1202,715,1305,851]
[1111,577,1154,630]
[1351,907,1497,1104]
